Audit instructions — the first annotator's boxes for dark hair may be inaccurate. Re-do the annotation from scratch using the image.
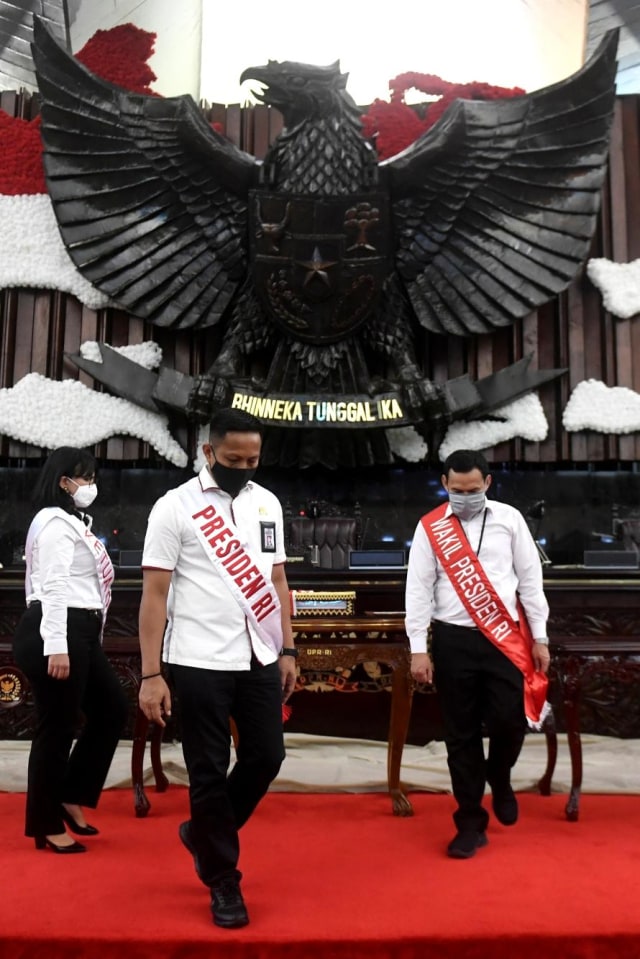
[441,449,490,479]
[32,447,97,514]
[209,408,264,444]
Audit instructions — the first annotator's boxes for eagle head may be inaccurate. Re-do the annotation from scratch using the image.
[239,59,361,127]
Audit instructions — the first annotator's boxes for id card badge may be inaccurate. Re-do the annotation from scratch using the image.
[260,521,276,552]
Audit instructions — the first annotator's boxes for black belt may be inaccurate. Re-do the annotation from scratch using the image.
[433,620,483,633]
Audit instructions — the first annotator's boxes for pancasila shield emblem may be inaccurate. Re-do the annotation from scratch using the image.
[250,192,391,344]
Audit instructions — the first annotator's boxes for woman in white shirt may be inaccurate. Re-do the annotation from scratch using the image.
[12,447,128,853]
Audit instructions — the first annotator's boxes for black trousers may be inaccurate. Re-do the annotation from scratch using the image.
[431,621,527,833]
[170,659,285,887]
[12,604,128,837]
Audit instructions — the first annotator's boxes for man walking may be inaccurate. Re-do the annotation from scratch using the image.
[405,449,550,859]
[138,408,297,925]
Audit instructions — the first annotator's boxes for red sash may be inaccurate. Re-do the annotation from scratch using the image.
[421,503,549,728]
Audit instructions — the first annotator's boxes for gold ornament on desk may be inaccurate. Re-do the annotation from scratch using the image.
[290,590,356,617]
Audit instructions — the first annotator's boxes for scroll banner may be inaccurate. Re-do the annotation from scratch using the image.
[229,388,409,428]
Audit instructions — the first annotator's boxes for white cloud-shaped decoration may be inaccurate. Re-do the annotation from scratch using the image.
[438,393,549,460]
[563,379,640,433]
[386,426,429,462]
[587,257,640,320]
[383,394,548,463]
[0,372,187,467]
[0,194,110,309]
[80,340,163,369]
[192,424,210,473]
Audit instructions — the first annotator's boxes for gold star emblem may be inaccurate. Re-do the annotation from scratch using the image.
[296,246,338,287]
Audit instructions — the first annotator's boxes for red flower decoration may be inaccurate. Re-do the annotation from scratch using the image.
[76,23,158,95]
[0,112,46,194]
[0,24,158,196]
[363,72,525,160]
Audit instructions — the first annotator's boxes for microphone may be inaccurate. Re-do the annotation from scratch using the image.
[359,515,371,549]
[526,500,545,521]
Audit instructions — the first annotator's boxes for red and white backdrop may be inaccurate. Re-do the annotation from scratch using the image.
[1,21,640,466]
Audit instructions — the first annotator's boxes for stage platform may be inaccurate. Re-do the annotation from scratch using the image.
[1,786,639,959]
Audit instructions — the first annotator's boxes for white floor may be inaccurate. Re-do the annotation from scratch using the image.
[2,732,640,795]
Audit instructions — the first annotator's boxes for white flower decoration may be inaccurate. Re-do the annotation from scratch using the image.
[0,195,111,309]
[438,393,548,459]
[0,372,187,466]
[563,379,640,433]
[587,257,640,320]
[386,426,429,462]
[80,340,163,370]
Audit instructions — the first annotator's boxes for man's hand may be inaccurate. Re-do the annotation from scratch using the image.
[532,642,551,673]
[279,656,297,703]
[48,653,70,680]
[411,652,434,685]
[139,675,172,727]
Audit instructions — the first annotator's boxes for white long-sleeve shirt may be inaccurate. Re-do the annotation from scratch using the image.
[26,511,106,655]
[404,499,549,654]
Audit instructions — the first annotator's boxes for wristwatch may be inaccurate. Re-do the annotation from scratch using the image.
[280,647,299,658]
[534,637,550,646]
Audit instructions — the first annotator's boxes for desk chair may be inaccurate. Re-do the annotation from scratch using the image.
[285,501,362,569]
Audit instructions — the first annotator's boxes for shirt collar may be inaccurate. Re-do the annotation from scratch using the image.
[197,464,255,495]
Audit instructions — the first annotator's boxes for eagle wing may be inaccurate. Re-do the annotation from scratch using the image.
[384,30,618,336]
[32,16,259,331]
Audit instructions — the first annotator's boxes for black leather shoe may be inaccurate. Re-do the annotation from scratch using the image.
[178,821,204,879]
[447,830,488,859]
[35,836,87,853]
[210,877,249,928]
[60,806,99,836]
[490,784,519,825]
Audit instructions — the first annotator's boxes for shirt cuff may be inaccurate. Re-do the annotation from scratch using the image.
[43,638,69,655]
[408,636,429,654]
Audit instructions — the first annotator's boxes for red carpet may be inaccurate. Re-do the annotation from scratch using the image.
[1,787,640,959]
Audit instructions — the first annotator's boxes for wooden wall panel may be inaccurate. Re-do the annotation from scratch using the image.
[2,94,640,466]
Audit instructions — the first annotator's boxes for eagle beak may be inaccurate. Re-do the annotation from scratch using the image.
[239,65,268,86]
[239,66,270,103]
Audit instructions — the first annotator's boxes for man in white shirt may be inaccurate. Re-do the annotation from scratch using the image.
[405,449,550,859]
[138,408,297,927]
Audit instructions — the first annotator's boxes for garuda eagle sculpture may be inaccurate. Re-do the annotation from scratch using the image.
[31,18,618,468]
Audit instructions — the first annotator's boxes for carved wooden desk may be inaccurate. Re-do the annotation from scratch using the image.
[544,570,640,820]
[549,637,640,821]
[131,617,414,818]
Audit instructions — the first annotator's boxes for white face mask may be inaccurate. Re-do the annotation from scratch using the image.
[67,479,98,510]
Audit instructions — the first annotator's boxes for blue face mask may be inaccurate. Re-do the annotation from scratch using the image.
[448,490,486,521]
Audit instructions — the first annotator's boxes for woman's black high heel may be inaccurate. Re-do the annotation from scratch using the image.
[34,836,87,853]
[60,806,99,836]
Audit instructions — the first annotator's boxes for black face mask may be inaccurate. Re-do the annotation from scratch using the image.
[210,460,256,497]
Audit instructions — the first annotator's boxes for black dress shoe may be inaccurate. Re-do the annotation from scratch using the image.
[179,821,204,880]
[60,807,99,836]
[490,784,519,825]
[447,830,488,859]
[35,836,87,853]
[210,877,249,928]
